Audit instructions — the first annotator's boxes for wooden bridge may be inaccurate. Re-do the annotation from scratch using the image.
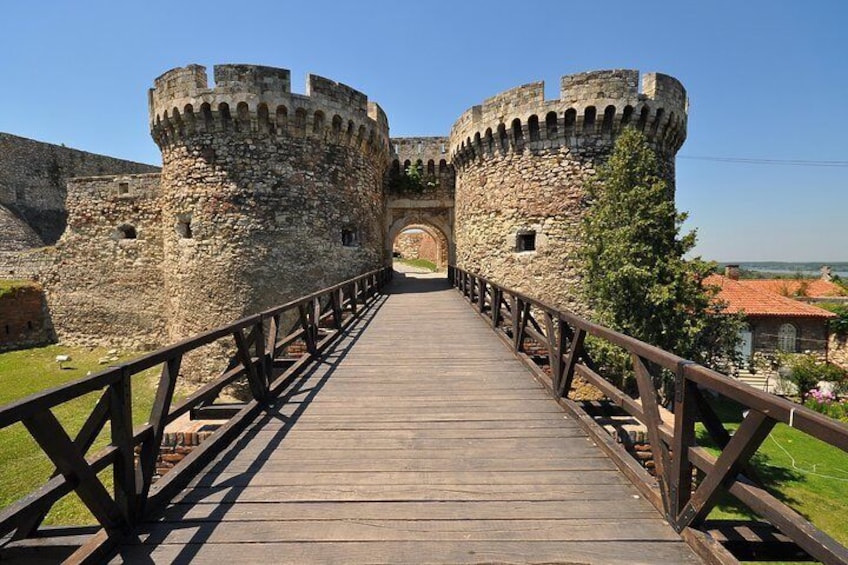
[1,267,847,564]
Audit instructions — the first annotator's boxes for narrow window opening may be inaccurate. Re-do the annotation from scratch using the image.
[4,325,10,335]
[602,105,616,134]
[26,321,33,330]
[114,224,137,240]
[516,231,536,252]
[511,118,524,147]
[545,112,558,138]
[177,214,193,239]
[528,115,540,142]
[118,182,129,195]
[583,107,597,133]
[342,228,359,247]
[564,109,577,131]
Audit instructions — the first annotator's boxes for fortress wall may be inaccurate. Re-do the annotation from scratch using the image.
[450,69,687,313]
[0,133,159,247]
[150,64,390,382]
[387,136,455,202]
[42,173,166,350]
[0,204,43,252]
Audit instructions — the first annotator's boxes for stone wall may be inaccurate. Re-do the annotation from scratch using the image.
[149,64,390,381]
[0,204,43,252]
[829,334,848,370]
[748,315,830,357]
[0,132,159,248]
[40,173,166,350]
[0,282,52,351]
[394,231,439,264]
[450,70,687,313]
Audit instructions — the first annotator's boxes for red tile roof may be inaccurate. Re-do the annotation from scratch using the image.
[738,278,846,298]
[704,275,838,318]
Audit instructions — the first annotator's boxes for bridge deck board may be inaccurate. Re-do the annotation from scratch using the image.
[114,272,701,564]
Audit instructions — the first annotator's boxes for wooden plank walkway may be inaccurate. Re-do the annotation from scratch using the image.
[114,271,700,564]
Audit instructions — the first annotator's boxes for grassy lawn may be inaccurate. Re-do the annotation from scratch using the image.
[394,258,438,271]
[0,344,159,525]
[0,279,38,298]
[699,396,848,558]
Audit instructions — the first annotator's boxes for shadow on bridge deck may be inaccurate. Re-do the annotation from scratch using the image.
[112,272,700,564]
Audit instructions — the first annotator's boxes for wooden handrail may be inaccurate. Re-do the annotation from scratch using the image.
[449,265,848,565]
[0,266,393,557]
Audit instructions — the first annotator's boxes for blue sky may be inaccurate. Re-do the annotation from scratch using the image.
[0,0,844,262]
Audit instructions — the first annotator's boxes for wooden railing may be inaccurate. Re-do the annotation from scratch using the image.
[449,265,848,565]
[0,266,392,563]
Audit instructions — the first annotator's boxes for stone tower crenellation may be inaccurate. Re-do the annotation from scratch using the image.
[449,69,688,314]
[149,64,390,376]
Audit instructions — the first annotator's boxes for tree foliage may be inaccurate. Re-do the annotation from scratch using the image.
[580,128,743,396]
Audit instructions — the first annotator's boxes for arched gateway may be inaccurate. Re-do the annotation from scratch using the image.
[385,137,455,270]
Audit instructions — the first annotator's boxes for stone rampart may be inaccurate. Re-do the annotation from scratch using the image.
[0,133,159,247]
[42,173,166,350]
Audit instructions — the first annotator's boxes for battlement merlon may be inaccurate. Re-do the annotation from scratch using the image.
[148,64,391,160]
[391,137,451,164]
[148,64,387,132]
[449,69,688,157]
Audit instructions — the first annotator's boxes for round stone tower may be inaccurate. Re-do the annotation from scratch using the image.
[149,64,390,353]
[449,69,687,313]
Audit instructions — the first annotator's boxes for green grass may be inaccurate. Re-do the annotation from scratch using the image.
[0,279,38,298]
[0,344,159,525]
[698,397,848,556]
[395,258,438,271]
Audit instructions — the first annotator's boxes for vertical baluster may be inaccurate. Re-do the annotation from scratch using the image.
[109,368,137,524]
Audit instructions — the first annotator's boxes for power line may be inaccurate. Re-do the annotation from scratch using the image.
[678,155,848,168]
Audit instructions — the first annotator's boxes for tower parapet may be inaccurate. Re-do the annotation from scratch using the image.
[149,64,390,162]
[450,69,688,315]
[450,69,687,168]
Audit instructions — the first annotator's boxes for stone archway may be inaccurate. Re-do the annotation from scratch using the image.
[386,214,453,271]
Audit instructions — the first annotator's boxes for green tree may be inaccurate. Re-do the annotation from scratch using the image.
[580,127,743,401]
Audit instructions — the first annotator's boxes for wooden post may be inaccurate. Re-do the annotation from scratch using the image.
[557,326,583,398]
[137,355,182,516]
[478,278,486,312]
[670,365,697,529]
[512,297,521,352]
[109,368,137,525]
[632,354,672,516]
[492,288,502,328]
[235,328,267,399]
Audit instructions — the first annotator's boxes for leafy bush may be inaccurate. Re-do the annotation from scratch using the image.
[819,302,848,336]
[782,353,846,401]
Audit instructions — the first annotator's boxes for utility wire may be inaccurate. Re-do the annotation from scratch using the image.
[678,155,848,168]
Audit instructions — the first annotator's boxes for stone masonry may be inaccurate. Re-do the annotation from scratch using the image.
[450,70,688,313]
[148,64,390,379]
[0,132,159,248]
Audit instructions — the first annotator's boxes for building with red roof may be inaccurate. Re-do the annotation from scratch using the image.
[705,267,837,366]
